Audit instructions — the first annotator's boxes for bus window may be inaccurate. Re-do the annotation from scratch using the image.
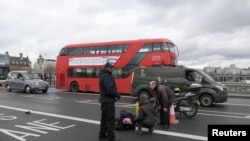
[109,45,122,54]
[96,46,107,54]
[83,48,90,54]
[139,44,152,52]
[113,68,123,78]
[59,48,69,56]
[95,68,101,77]
[69,48,83,55]
[162,43,170,52]
[89,47,96,54]
[153,43,161,52]
[86,68,95,77]
[168,43,179,55]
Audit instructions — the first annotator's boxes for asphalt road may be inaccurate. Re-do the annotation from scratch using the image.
[0,86,250,141]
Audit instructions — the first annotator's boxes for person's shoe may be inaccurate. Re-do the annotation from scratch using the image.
[156,122,163,125]
[99,136,107,141]
[136,130,143,135]
[136,127,143,135]
[148,128,154,134]
[162,125,169,129]
[108,138,121,141]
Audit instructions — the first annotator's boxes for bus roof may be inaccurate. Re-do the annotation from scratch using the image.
[63,38,174,48]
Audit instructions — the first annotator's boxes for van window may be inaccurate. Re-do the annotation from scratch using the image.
[192,71,203,83]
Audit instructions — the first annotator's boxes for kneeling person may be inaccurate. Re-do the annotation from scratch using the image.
[134,94,157,134]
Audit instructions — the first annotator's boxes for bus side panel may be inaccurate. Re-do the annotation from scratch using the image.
[56,56,69,90]
[139,52,175,66]
[79,78,99,92]
[115,75,133,94]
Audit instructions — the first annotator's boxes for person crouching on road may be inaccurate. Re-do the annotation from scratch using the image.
[134,94,157,134]
[149,80,175,129]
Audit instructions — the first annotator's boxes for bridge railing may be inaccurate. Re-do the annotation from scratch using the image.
[45,80,250,94]
[221,82,250,94]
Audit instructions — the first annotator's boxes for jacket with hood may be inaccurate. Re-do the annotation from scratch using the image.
[99,69,120,103]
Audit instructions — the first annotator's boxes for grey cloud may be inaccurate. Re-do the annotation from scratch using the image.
[0,0,249,68]
[136,0,250,36]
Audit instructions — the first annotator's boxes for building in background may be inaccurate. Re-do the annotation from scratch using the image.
[204,64,250,82]
[33,54,56,81]
[5,52,31,71]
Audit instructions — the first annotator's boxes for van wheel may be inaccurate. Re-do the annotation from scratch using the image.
[200,94,214,107]
[70,82,79,92]
[138,90,150,100]
[25,86,31,94]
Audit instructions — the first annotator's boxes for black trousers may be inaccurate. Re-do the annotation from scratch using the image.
[159,102,171,126]
[99,103,116,140]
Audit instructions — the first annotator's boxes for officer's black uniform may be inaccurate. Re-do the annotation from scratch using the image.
[99,62,121,141]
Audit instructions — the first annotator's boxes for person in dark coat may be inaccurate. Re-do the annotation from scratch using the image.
[134,94,157,134]
[115,110,136,131]
[99,62,121,141]
[149,80,175,129]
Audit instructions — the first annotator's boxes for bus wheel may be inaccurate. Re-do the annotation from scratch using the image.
[138,90,150,100]
[70,82,79,92]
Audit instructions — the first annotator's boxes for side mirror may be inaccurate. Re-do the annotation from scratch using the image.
[187,83,202,92]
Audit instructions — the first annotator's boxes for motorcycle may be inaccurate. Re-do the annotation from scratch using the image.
[149,83,202,118]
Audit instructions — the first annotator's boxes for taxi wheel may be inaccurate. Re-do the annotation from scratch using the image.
[6,85,12,92]
[25,86,31,94]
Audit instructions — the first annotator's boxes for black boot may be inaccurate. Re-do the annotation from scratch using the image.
[148,128,154,134]
[136,125,143,135]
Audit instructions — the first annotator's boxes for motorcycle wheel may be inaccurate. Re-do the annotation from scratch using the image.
[183,102,198,118]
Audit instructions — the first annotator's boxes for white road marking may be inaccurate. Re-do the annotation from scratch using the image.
[75,101,250,119]
[19,95,61,100]
[0,104,207,141]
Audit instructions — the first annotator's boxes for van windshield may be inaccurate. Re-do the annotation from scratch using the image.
[23,73,40,79]
[196,69,215,83]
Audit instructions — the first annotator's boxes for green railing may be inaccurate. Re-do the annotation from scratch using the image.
[45,80,250,94]
[222,82,250,94]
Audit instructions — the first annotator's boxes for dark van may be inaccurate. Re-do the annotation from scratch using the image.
[131,66,228,107]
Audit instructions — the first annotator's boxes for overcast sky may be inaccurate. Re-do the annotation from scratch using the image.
[0,0,250,69]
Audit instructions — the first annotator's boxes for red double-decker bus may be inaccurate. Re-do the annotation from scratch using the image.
[55,38,179,94]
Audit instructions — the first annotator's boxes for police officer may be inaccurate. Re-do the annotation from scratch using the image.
[99,62,121,141]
